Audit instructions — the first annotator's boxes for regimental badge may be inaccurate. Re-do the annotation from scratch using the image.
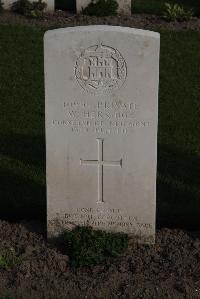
[75,44,127,95]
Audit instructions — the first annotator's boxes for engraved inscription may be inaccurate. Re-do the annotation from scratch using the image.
[80,138,122,203]
[48,208,154,239]
[75,44,127,94]
[51,100,151,134]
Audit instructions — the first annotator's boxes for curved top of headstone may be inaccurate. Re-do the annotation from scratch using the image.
[44,25,160,40]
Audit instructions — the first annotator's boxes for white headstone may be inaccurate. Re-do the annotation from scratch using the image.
[76,0,131,15]
[45,26,160,244]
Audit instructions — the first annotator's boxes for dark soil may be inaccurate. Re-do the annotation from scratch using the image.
[0,11,200,30]
[0,220,199,298]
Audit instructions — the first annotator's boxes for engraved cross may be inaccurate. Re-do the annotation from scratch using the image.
[80,138,122,203]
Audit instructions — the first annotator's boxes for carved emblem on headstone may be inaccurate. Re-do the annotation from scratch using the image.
[75,44,127,94]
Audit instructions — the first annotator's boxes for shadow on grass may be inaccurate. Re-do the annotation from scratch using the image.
[157,144,200,230]
[0,167,46,221]
[0,134,199,229]
[1,133,45,168]
[0,133,46,222]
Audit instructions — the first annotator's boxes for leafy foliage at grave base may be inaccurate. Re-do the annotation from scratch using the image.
[11,0,47,18]
[133,0,200,16]
[11,0,32,15]
[163,3,193,22]
[54,0,200,16]
[61,226,128,267]
[82,0,118,16]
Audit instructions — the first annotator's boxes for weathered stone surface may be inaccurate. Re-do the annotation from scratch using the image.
[76,0,131,15]
[44,26,160,243]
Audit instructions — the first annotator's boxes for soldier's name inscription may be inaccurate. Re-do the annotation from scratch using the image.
[51,100,151,134]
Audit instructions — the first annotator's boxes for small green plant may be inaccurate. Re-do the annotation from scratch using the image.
[62,226,128,267]
[82,0,118,16]
[0,0,4,13]
[11,0,46,17]
[0,249,21,269]
[29,0,47,18]
[163,3,193,22]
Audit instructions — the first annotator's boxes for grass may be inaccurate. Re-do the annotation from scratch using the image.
[0,26,45,221]
[158,31,200,228]
[0,26,200,229]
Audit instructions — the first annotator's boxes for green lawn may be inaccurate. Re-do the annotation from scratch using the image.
[0,26,200,229]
